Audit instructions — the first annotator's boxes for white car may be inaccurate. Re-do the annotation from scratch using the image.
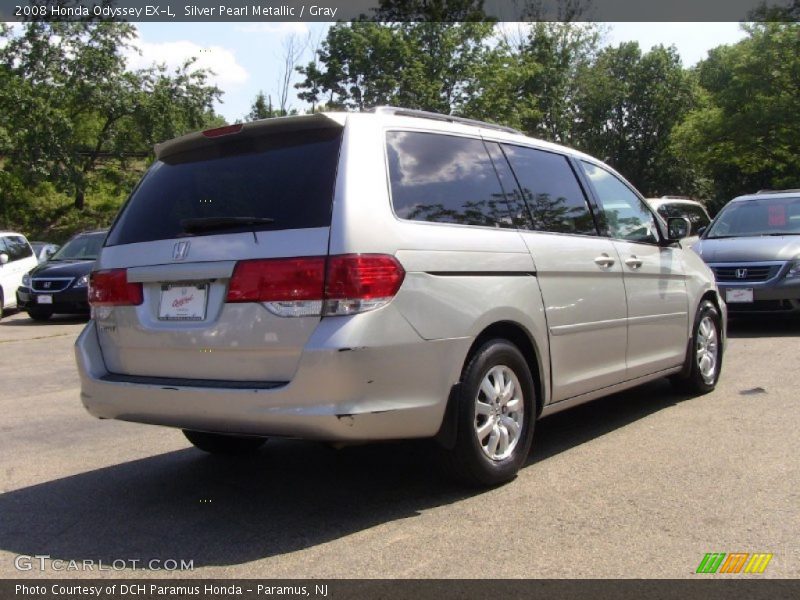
[646,197,712,248]
[0,232,38,319]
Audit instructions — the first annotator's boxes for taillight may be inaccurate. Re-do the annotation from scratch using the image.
[202,124,243,138]
[324,254,405,316]
[227,258,326,317]
[225,254,405,317]
[88,269,143,307]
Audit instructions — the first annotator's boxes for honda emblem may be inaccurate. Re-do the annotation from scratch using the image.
[735,268,748,279]
[173,241,191,261]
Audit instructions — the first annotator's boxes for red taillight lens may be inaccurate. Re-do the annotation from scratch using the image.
[226,257,326,302]
[225,254,405,316]
[325,255,405,300]
[202,124,243,138]
[88,269,143,307]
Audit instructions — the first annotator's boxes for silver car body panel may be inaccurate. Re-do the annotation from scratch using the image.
[76,111,723,440]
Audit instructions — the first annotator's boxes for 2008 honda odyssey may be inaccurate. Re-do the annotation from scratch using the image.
[75,107,725,486]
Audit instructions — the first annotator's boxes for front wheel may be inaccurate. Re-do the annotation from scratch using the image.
[441,339,536,487]
[183,430,267,455]
[672,300,722,394]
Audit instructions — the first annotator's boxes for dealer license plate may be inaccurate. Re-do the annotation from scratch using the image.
[726,288,753,303]
[37,295,53,304]
[158,284,208,320]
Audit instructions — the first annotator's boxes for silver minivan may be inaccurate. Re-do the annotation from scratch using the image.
[75,108,725,486]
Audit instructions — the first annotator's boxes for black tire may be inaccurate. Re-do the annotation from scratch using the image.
[183,430,267,455]
[671,300,722,394]
[0,290,4,320]
[441,339,536,487]
[27,308,52,321]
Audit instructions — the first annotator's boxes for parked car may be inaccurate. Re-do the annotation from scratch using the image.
[29,241,61,264]
[646,197,712,248]
[0,232,38,319]
[17,230,107,321]
[75,108,725,486]
[693,189,800,314]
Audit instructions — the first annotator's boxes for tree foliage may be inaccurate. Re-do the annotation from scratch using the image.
[0,21,222,234]
[673,22,800,209]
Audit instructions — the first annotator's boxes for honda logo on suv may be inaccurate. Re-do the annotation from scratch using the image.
[736,268,748,279]
[172,241,190,261]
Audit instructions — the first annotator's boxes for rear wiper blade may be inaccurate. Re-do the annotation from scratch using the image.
[180,216,275,233]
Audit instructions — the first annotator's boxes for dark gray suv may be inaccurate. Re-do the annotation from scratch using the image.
[694,190,800,313]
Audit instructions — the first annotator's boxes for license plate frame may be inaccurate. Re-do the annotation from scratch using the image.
[725,288,754,303]
[158,283,209,321]
[37,294,53,304]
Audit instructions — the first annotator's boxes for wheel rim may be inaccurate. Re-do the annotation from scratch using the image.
[696,315,719,384]
[474,365,525,461]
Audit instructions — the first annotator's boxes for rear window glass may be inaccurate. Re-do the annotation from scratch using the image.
[106,128,343,246]
[386,131,514,228]
[3,236,33,261]
[502,144,597,236]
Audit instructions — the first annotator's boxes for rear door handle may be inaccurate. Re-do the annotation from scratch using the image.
[625,256,643,269]
[594,254,615,268]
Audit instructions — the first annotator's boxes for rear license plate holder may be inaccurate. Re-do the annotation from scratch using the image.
[158,283,208,320]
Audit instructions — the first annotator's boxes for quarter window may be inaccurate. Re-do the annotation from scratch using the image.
[386,131,514,228]
[581,161,658,244]
[503,145,597,235]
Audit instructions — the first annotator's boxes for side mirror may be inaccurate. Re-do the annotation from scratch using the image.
[666,217,691,241]
[0,253,8,265]
[696,225,707,237]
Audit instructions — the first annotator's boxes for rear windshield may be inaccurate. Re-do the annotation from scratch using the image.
[106,128,342,246]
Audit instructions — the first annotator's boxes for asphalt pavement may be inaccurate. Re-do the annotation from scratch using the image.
[0,310,797,578]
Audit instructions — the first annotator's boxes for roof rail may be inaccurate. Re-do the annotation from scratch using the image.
[369,106,523,135]
[755,189,800,195]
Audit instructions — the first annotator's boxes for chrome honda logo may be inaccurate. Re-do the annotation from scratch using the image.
[42,281,52,289]
[173,241,190,261]
[736,268,748,279]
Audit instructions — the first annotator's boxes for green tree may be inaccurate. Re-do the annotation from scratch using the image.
[673,23,800,209]
[574,42,698,196]
[295,21,494,113]
[0,21,221,212]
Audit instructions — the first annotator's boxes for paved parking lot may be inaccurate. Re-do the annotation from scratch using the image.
[0,309,797,578]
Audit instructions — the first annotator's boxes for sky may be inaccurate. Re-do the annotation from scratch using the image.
[127,22,748,124]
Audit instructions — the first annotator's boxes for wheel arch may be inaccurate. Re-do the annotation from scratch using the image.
[435,320,545,449]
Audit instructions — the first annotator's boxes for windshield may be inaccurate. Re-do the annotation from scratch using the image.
[50,232,106,261]
[706,197,800,239]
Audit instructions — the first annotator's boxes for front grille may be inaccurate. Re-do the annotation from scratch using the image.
[712,265,780,282]
[32,278,73,292]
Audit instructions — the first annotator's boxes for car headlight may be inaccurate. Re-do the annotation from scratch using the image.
[22,273,31,287]
[787,260,800,279]
[74,274,89,288]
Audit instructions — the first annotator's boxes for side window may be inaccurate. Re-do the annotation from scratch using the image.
[5,236,33,261]
[0,237,8,257]
[484,142,531,229]
[502,145,597,235]
[685,205,711,235]
[581,161,658,244]
[386,131,514,228]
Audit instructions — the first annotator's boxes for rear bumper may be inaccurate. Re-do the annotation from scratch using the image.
[75,318,470,441]
[17,286,90,314]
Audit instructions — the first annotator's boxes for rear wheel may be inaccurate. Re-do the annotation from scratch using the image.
[27,308,52,321]
[441,339,535,487]
[183,430,267,455]
[672,300,722,394]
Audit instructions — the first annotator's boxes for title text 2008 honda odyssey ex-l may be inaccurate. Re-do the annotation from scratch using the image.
[75,108,725,486]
